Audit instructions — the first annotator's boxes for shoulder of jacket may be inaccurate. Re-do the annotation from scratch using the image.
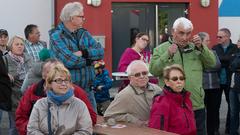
[153,90,164,100]
[34,97,48,108]
[49,26,64,38]
[72,97,86,107]
[157,42,171,48]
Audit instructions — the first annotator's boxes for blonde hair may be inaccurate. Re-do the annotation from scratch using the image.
[163,64,185,80]
[7,36,24,50]
[45,63,71,89]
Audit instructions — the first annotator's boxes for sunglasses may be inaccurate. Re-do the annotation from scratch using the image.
[132,71,149,78]
[52,78,70,84]
[169,76,185,81]
[217,36,224,39]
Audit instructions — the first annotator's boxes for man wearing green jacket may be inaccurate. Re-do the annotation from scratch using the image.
[149,17,216,135]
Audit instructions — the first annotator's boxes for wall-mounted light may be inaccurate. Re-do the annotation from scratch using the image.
[87,0,101,7]
[200,0,210,8]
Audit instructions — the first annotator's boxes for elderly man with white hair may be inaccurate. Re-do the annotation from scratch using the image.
[49,2,104,112]
[149,17,216,135]
[104,60,161,126]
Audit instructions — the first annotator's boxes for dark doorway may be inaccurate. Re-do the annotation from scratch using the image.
[112,3,187,72]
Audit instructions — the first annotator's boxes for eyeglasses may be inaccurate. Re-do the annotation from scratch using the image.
[52,78,70,84]
[169,76,185,82]
[76,15,85,20]
[140,37,150,43]
[131,71,149,78]
[217,36,224,39]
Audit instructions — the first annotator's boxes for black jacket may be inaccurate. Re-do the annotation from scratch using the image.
[212,41,240,85]
[230,53,240,90]
[0,51,12,111]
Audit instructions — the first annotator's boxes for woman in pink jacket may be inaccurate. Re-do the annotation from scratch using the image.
[149,64,196,135]
[118,32,157,91]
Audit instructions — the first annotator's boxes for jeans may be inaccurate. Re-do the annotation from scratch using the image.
[8,111,18,135]
[229,89,240,135]
[85,87,97,113]
[0,111,18,135]
[194,108,206,135]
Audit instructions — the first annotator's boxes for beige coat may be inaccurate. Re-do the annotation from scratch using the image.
[27,96,92,135]
[104,83,162,124]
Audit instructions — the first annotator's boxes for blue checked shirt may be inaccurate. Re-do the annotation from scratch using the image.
[49,23,104,89]
[24,40,47,62]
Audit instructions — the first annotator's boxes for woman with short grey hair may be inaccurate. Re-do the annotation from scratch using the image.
[3,36,32,135]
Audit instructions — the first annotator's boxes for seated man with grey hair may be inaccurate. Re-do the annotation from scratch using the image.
[104,60,162,126]
[150,17,216,135]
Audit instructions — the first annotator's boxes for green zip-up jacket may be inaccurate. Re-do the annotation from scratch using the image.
[149,41,216,110]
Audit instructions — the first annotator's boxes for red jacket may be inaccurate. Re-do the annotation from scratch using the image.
[148,86,196,135]
[15,80,97,135]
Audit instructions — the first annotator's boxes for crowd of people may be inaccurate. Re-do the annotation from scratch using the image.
[1,1,240,135]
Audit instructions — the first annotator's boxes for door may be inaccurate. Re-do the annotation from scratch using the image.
[112,3,188,72]
[112,3,155,72]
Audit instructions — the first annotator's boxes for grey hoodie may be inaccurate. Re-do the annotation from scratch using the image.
[21,61,43,93]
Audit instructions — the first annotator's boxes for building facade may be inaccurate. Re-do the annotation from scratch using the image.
[55,0,218,73]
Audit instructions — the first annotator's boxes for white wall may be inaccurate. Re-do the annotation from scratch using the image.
[0,0,53,45]
[219,17,240,44]
[218,0,240,44]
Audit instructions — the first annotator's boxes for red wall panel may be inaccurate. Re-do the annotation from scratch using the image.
[55,0,218,73]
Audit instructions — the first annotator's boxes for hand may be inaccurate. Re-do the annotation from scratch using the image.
[168,44,178,57]
[73,51,83,57]
[136,120,148,127]
[97,85,104,90]
[8,74,14,82]
[140,55,144,61]
[192,35,202,49]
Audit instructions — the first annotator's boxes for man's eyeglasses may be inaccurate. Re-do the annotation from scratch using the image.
[217,36,224,39]
[131,71,149,78]
[52,78,70,84]
[169,76,185,82]
[76,15,85,20]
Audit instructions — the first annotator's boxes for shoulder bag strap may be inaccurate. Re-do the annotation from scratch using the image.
[48,102,53,135]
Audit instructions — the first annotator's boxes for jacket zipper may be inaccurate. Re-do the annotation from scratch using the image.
[160,115,164,130]
[184,112,189,128]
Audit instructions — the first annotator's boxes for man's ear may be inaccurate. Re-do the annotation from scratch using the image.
[70,17,74,22]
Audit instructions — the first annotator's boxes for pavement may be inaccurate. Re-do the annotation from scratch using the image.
[0,87,236,135]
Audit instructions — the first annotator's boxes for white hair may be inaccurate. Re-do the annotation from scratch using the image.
[173,17,193,31]
[126,60,148,76]
[60,2,84,22]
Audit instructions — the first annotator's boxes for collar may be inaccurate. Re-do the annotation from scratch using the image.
[163,85,191,105]
[25,40,40,45]
[129,83,155,95]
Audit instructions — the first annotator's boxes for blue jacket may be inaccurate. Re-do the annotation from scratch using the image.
[49,23,104,89]
[93,69,112,103]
